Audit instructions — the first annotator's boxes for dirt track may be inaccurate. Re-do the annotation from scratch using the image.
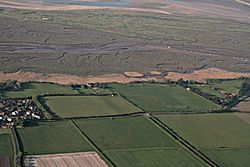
[0,68,250,84]
[24,152,108,167]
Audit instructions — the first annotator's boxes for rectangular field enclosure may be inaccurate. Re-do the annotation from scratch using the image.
[157,113,250,167]
[108,83,219,112]
[43,95,139,118]
[17,121,93,155]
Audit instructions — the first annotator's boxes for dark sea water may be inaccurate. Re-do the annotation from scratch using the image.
[39,0,129,6]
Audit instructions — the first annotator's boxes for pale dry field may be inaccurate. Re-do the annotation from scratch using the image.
[0,71,153,84]
[165,68,250,82]
[233,98,250,112]
[0,68,250,84]
[24,152,108,167]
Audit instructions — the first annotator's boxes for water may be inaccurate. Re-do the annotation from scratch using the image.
[40,0,129,7]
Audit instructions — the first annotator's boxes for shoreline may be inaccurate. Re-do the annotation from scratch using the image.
[0,68,250,85]
[0,0,172,15]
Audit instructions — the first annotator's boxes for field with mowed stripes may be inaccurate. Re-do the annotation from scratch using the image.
[73,116,206,167]
[108,83,219,112]
[157,113,250,167]
[43,95,139,118]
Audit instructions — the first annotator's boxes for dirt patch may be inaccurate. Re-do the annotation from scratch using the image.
[24,152,108,167]
[165,68,250,82]
[124,72,144,78]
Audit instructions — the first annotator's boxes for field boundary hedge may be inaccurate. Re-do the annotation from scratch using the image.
[11,128,23,167]
[65,111,144,120]
[35,96,60,119]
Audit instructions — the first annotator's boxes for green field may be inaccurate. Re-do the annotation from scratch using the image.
[189,79,245,98]
[74,116,206,166]
[44,95,139,118]
[0,129,13,156]
[17,121,93,155]
[105,147,205,167]
[191,85,225,98]
[108,83,219,112]
[157,113,250,148]
[2,82,77,98]
[157,113,250,167]
[211,79,244,94]
[91,87,112,95]
[74,116,179,150]
[204,148,250,167]
[73,85,95,95]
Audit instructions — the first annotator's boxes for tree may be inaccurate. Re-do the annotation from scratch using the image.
[239,79,250,97]
[0,80,22,91]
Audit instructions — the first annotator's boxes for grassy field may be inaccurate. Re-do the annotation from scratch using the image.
[2,82,77,98]
[74,116,179,150]
[44,95,139,118]
[211,79,244,94]
[17,121,93,155]
[0,129,13,156]
[157,113,250,167]
[191,85,225,98]
[157,113,250,148]
[105,147,205,167]
[74,116,206,166]
[91,87,112,95]
[204,148,250,167]
[189,79,244,98]
[108,83,219,112]
[73,85,95,95]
